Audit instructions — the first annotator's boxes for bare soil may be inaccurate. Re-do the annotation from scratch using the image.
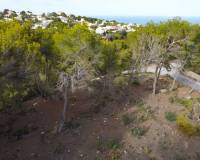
[0,77,200,160]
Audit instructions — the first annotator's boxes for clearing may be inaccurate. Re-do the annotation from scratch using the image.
[0,76,200,160]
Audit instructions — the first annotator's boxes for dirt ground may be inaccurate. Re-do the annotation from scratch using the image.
[0,77,200,160]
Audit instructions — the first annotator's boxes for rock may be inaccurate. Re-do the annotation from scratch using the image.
[185,96,192,100]
[32,102,38,107]
[184,142,188,149]
[124,150,128,154]
[80,153,84,158]
[103,118,108,123]
[160,89,168,93]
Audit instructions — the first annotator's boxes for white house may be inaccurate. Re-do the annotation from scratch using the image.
[96,27,105,35]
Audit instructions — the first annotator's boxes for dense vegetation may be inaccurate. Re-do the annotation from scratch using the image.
[0,18,200,115]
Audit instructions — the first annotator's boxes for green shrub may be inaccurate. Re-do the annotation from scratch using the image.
[97,138,121,151]
[136,100,145,108]
[136,105,154,123]
[131,126,148,138]
[122,114,133,125]
[96,138,122,160]
[177,99,193,110]
[108,149,122,160]
[113,76,128,88]
[165,112,177,122]
[107,139,121,150]
[169,96,194,111]
[123,104,154,127]
[122,105,154,127]
[176,114,200,136]
[132,79,140,86]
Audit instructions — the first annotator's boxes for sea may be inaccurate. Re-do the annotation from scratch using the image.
[96,16,200,25]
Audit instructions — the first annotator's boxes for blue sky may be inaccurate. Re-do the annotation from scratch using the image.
[0,0,200,16]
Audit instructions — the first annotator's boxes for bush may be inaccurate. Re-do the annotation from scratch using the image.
[97,138,121,151]
[176,114,200,136]
[107,149,122,160]
[96,138,122,160]
[113,76,129,88]
[132,79,140,86]
[136,105,154,123]
[169,96,194,111]
[135,99,145,107]
[131,126,148,138]
[122,105,154,127]
[177,99,193,111]
[123,104,154,127]
[122,114,133,125]
[165,112,177,122]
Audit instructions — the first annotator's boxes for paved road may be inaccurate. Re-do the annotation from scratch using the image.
[95,61,200,92]
[145,61,200,92]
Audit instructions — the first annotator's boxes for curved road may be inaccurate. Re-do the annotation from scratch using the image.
[145,61,200,92]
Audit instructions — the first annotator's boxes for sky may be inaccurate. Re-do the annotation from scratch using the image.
[0,0,200,17]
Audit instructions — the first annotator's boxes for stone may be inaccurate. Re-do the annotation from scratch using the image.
[185,96,192,100]
[184,142,188,149]
[160,89,168,93]
[32,102,38,107]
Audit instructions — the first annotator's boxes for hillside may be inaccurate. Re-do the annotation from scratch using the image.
[1,76,200,160]
[0,9,200,160]
[0,9,136,35]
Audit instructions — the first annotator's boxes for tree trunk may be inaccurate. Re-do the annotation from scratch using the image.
[157,63,162,81]
[71,76,75,94]
[129,64,135,84]
[153,65,159,95]
[153,63,163,95]
[45,58,49,83]
[170,79,176,91]
[58,86,68,133]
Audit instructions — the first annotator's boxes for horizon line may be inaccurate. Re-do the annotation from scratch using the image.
[1,9,200,18]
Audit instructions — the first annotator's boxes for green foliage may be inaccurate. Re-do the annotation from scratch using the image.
[96,41,121,76]
[122,114,133,125]
[53,24,99,73]
[122,104,154,129]
[187,55,200,74]
[97,138,121,151]
[177,99,193,110]
[0,22,101,110]
[96,138,122,160]
[165,112,177,122]
[113,75,129,88]
[0,16,200,113]
[176,114,200,136]
[132,79,140,86]
[136,104,154,123]
[131,126,148,138]
[169,96,194,111]
[0,12,3,19]
[0,20,42,108]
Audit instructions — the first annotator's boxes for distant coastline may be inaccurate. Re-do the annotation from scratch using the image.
[95,16,200,24]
